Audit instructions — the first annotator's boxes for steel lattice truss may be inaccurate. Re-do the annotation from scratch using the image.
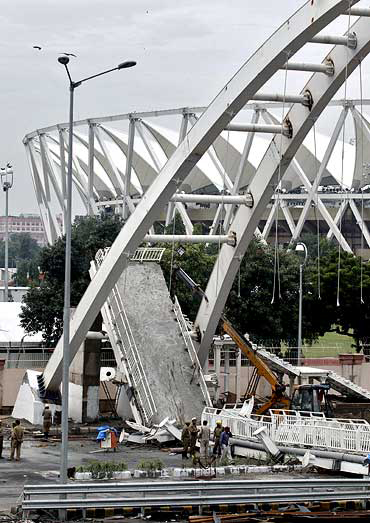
[24,1,370,390]
[24,100,370,252]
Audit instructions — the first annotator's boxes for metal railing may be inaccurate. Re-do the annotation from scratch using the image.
[202,406,370,455]
[130,247,165,262]
[173,296,212,407]
[22,478,370,515]
[94,250,157,425]
[96,247,165,266]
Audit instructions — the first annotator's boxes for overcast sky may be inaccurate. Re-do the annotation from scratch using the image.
[0,0,369,216]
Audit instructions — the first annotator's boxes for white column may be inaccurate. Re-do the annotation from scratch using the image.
[224,348,230,401]
[214,346,221,402]
[235,349,242,403]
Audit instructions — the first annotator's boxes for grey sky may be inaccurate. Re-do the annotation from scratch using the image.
[0,1,368,215]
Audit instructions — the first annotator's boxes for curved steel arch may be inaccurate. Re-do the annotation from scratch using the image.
[42,0,360,390]
[195,9,370,365]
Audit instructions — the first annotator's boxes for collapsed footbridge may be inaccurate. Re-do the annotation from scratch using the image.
[22,2,370,422]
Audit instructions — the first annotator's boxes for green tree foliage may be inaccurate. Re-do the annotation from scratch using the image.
[0,233,41,286]
[20,215,123,346]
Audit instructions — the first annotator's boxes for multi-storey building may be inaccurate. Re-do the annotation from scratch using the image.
[0,213,56,246]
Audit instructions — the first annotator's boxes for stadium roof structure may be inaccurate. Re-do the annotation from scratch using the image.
[24,100,370,254]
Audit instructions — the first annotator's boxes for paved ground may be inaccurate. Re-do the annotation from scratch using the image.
[0,434,319,515]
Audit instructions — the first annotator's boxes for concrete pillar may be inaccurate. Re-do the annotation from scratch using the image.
[69,315,102,422]
[214,346,221,402]
[0,360,4,413]
[235,349,241,403]
[224,348,230,402]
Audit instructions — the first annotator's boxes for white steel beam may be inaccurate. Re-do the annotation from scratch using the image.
[280,200,296,236]
[291,107,348,241]
[348,198,370,248]
[42,0,359,391]
[310,33,357,48]
[261,203,276,239]
[327,200,348,240]
[88,123,95,216]
[123,118,136,220]
[24,142,53,245]
[39,134,65,212]
[145,233,236,245]
[93,126,125,195]
[172,194,253,205]
[225,122,289,135]
[224,110,259,230]
[262,109,352,252]
[284,60,334,75]
[194,8,370,366]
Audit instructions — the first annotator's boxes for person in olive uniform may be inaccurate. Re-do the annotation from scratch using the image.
[42,405,52,440]
[199,420,210,459]
[181,421,191,459]
[0,420,3,459]
[189,417,199,456]
[213,420,223,457]
[10,420,24,461]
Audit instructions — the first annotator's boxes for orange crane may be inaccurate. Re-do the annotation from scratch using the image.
[220,316,291,414]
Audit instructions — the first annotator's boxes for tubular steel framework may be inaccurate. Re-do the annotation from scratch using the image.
[24,1,370,389]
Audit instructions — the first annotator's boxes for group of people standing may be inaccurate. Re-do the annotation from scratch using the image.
[0,419,24,461]
[181,418,233,462]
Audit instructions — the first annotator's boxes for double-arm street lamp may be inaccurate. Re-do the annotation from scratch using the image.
[295,242,308,367]
[58,56,136,483]
[0,164,13,302]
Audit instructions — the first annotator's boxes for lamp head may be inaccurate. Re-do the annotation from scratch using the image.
[58,56,70,66]
[117,60,136,70]
[295,243,305,253]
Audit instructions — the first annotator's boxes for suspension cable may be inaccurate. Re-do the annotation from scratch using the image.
[359,60,365,304]
[168,209,177,294]
[271,52,289,304]
[312,123,321,299]
[337,3,352,307]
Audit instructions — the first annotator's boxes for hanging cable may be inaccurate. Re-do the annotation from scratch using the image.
[359,60,365,304]
[271,52,289,304]
[312,123,321,299]
[336,4,352,307]
[216,129,230,298]
[168,209,177,294]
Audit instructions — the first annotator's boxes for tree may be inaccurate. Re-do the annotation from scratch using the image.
[20,215,123,346]
[0,233,41,286]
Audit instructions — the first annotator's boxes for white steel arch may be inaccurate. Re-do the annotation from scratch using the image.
[195,8,370,365]
[30,0,369,391]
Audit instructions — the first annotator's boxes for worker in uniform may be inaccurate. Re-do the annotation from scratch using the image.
[213,420,223,457]
[0,420,3,459]
[181,421,191,459]
[10,420,24,461]
[199,420,210,460]
[189,417,199,456]
[220,426,232,462]
[42,405,52,440]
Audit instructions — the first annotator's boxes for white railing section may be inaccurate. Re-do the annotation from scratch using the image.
[109,288,157,425]
[202,406,370,455]
[130,247,166,262]
[173,296,212,407]
[96,247,165,266]
[94,250,157,426]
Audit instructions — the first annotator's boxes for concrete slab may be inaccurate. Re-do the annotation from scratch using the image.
[113,263,206,424]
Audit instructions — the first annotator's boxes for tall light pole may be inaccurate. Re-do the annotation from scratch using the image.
[0,164,13,303]
[58,56,136,484]
[295,242,308,367]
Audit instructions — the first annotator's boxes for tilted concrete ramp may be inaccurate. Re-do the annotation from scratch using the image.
[100,261,208,425]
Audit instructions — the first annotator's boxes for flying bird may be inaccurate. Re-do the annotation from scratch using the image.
[33,45,42,50]
[61,52,77,57]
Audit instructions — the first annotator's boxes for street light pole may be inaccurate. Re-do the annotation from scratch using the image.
[1,165,13,303]
[57,56,136,484]
[295,242,308,367]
